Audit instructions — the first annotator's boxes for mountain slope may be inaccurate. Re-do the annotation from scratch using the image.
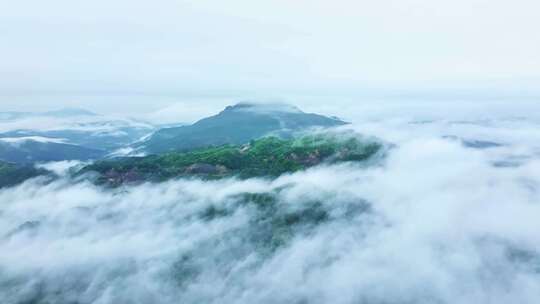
[0,138,106,163]
[0,161,50,188]
[0,108,157,160]
[0,122,154,152]
[80,134,382,186]
[139,103,346,154]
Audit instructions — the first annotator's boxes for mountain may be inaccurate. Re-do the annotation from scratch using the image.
[0,121,155,153]
[0,134,383,188]
[442,135,504,149]
[0,137,106,163]
[0,108,157,162]
[80,134,382,186]
[0,103,345,163]
[0,161,50,188]
[138,102,347,154]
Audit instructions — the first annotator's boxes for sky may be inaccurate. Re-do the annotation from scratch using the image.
[2,2,540,301]
[1,0,539,114]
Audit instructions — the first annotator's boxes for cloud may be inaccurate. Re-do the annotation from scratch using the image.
[0,136,67,144]
[1,0,540,112]
[35,160,87,176]
[0,113,153,133]
[1,112,540,303]
[144,101,226,124]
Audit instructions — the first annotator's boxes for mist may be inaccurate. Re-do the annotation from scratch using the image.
[2,103,540,304]
[2,0,539,301]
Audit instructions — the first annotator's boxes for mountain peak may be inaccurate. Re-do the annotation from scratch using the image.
[223,102,303,114]
[140,102,346,154]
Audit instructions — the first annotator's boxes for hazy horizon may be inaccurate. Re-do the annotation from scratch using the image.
[2,1,540,303]
[2,0,540,114]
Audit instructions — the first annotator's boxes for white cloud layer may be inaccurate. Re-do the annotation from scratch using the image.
[1,104,540,303]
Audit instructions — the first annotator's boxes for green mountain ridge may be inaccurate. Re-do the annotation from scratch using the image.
[0,104,374,189]
[138,102,347,154]
[0,161,51,188]
[0,139,106,164]
[81,134,383,186]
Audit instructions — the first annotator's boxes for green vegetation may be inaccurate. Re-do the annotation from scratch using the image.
[172,192,331,286]
[81,134,382,186]
[0,161,49,188]
[140,102,346,153]
[171,190,371,287]
[0,139,106,164]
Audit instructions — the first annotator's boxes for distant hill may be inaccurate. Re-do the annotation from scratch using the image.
[0,103,345,164]
[0,121,154,153]
[0,108,157,162]
[0,137,106,163]
[138,102,347,154]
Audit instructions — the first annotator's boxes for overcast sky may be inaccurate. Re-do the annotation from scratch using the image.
[1,0,539,114]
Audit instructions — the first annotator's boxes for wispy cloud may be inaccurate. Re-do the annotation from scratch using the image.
[1,108,540,303]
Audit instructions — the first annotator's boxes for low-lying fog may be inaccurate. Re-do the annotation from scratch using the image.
[2,101,540,304]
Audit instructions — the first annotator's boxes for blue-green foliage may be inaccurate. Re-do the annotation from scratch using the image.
[0,161,49,188]
[140,102,347,153]
[81,134,382,185]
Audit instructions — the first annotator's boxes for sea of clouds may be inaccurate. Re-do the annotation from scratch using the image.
[1,101,540,303]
